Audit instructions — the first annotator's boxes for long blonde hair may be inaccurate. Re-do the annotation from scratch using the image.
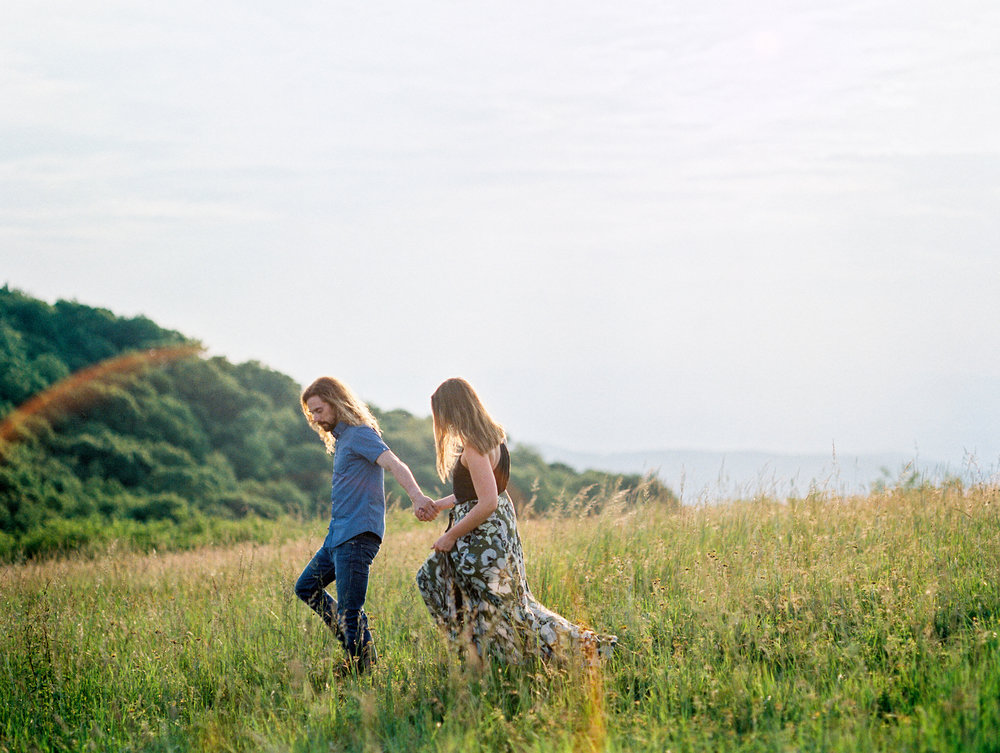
[431,378,505,481]
[301,376,381,454]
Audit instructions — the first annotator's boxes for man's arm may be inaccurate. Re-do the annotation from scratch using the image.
[376,450,436,517]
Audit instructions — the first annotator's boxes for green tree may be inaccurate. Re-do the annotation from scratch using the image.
[0,286,676,560]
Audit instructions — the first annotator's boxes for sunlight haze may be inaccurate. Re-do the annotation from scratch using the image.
[2,0,999,482]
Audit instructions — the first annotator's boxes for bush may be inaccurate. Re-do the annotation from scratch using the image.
[127,493,191,523]
[19,517,106,559]
[0,530,16,561]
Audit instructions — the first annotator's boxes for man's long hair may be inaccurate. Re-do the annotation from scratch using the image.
[431,377,505,481]
[301,376,381,453]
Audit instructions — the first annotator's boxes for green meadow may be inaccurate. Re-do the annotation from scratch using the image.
[2,480,998,753]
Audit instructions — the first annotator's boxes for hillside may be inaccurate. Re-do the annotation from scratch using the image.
[3,479,997,751]
[0,286,675,560]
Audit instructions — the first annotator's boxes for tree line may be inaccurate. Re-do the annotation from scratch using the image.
[0,286,675,560]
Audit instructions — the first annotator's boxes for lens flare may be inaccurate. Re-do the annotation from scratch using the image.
[0,344,203,444]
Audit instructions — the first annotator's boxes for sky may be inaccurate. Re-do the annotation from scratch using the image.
[2,0,999,475]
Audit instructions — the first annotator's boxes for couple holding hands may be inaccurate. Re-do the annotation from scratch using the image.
[294,376,616,675]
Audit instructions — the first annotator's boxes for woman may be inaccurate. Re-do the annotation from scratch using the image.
[416,377,616,665]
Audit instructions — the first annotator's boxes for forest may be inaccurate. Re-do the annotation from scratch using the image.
[0,286,674,560]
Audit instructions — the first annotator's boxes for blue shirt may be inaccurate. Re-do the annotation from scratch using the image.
[323,421,390,549]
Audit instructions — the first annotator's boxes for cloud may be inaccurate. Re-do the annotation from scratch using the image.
[2,0,998,466]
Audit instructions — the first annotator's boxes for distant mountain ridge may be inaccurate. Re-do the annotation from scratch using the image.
[533,444,960,501]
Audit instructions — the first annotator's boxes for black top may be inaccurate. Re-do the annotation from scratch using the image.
[452,443,510,503]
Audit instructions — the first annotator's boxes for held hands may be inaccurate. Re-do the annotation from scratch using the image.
[409,491,457,549]
[413,494,438,522]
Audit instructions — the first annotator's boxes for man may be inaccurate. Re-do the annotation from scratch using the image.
[294,376,435,674]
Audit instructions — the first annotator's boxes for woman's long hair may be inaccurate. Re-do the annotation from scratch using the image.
[301,376,381,453]
[431,378,505,481]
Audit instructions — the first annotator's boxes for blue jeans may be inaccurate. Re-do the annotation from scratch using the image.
[295,532,381,659]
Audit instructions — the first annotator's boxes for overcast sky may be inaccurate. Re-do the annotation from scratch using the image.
[2,1,999,472]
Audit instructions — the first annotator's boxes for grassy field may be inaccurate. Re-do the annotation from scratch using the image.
[2,480,999,752]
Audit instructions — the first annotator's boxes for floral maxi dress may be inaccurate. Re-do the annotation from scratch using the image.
[416,488,617,665]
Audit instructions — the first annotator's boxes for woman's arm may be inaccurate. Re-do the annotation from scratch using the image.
[432,446,498,552]
[433,494,457,511]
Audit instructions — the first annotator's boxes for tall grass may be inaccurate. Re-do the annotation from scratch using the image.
[2,480,998,752]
